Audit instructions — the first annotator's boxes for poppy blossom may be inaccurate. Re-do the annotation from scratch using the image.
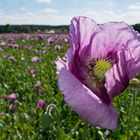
[3,96,9,101]
[9,104,16,111]
[56,16,140,130]
[55,45,62,50]
[9,93,19,100]
[31,56,41,63]
[34,80,41,89]
[36,100,46,109]
[0,112,4,117]
[28,67,36,77]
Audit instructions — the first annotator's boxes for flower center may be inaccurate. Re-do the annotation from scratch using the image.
[93,60,112,79]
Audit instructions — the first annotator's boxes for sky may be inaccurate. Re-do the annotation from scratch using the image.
[0,0,140,25]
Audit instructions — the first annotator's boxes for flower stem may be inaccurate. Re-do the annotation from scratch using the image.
[127,87,137,138]
[82,121,89,140]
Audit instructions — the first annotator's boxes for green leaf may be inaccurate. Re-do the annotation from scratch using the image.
[42,114,52,129]
[56,127,73,140]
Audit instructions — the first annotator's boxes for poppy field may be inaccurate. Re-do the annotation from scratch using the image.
[0,32,140,140]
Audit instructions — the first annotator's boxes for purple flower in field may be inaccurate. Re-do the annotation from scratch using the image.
[7,37,14,43]
[55,45,62,51]
[32,56,41,63]
[47,37,54,44]
[0,112,4,117]
[37,35,43,40]
[7,55,16,62]
[13,44,20,49]
[3,96,9,101]
[56,16,140,130]
[9,93,19,100]
[7,44,14,48]
[28,67,36,77]
[9,104,16,111]
[34,80,41,89]
[36,99,46,109]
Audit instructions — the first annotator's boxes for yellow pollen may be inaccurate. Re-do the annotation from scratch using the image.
[93,60,112,79]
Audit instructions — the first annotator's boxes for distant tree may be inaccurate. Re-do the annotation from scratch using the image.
[24,26,31,33]
[0,25,69,33]
[5,24,13,33]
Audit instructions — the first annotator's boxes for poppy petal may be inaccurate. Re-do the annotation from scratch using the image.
[56,58,118,130]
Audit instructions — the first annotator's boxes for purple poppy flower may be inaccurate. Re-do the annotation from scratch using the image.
[37,35,43,40]
[7,37,14,43]
[9,93,19,100]
[0,112,4,117]
[3,96,9,101]
[9,104,16,111]
[7,44,14,48]
[34,80,41,89]
[47,37,55,44]
[55,45,62,50]
[7,55,16,62]
[36,99,46,109]
[32,56,41,64]
[56,16,140,130]
[13,44,20,49]
[28,67,36,77]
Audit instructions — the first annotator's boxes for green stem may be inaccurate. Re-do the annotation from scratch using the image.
[82,121,89,140]
[127,87,137,138]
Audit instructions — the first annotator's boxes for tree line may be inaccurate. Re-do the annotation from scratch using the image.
[0,24,69,33]
[0,24,140,33]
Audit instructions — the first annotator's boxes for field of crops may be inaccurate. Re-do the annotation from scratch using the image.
[0,33,140,140]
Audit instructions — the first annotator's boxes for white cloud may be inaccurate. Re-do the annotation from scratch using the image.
[84,9,140,24]
[21,7,26,10]
[85,10,120,22]
[0,8,140,25]
[0,12,3,16]
[0,12,71,25]
[36,0,52,3]
[129,3,140,10]
[44,8,58,14]
[26,12,35,17]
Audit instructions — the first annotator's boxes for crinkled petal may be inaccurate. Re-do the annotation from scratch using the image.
[68,16,98,80]
[105,49,129,98]
[69,16,97,60]
[127,39,140,79]
[129,57,140,79]
[90,21,139,58]
[69,16,139,63]
[56,58,118,130]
